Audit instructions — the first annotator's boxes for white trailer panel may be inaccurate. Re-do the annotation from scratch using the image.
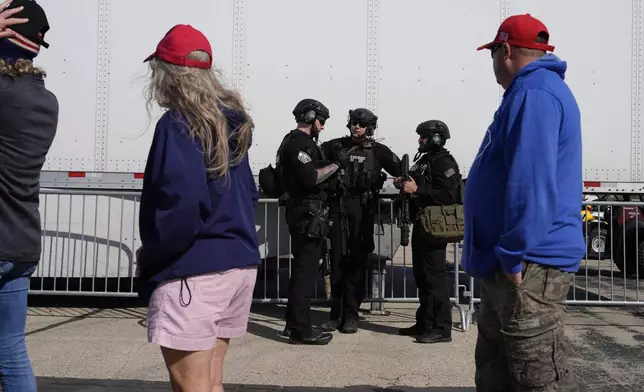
[32,0,644,185]
[376,0,502,175]
[242,0,371,172]
[104,0,237,173]
[508,0,639,183]
[36,0,100,172]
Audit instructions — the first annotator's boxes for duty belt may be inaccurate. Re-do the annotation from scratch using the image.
[293,198,327,208]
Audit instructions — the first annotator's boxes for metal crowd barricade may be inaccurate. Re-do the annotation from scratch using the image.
[461,199,644,331]
[363,198,468,331]
[30,189,141,297]
[34,189,644,332]
[30,188,470,331]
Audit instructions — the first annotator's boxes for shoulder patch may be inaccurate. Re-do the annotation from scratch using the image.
[297,151,312,164]
[444,168,456,178]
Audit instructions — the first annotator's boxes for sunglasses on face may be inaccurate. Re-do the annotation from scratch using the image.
[351,120,369,128]
[317,117,326,126]
[490,44,503,58]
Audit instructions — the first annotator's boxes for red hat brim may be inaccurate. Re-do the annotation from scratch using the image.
[476,41,497,51]
[143,52,156,63]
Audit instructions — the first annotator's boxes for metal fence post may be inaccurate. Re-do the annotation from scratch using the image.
[364,254,390,316]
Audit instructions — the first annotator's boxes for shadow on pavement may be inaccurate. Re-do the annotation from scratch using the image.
[249,303,412,337]
[36,377,476,392]
[247,302,464,343]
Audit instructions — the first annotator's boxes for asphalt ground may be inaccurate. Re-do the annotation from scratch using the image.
[24,239,644,391]
[23,295,644,392]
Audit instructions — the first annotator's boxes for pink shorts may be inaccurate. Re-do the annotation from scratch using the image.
[146,266,258,351]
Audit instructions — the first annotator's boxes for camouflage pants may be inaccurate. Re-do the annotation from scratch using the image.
[475,262,578,392]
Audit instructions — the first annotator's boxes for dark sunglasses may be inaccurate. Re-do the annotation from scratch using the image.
[317,117,326,125]
[351,120,369,128]
[490,44,503,58]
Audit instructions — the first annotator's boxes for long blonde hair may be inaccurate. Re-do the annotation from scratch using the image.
[0,58,46,77]
[144,50,253,179]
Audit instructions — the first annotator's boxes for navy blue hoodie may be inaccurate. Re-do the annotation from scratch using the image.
[462,54,586,279]
[137,108,261,300]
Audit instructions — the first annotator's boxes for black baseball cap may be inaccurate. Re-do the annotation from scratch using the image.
[5,0,50,48]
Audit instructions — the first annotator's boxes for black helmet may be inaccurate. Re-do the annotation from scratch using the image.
[293,98,330,124]
[416,120,450,139]
[416,120,450,151]
[346,108,378,136]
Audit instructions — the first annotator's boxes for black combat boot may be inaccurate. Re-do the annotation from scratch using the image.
[415,331,452,344]
[339,318,358,334]
[322,298,342,332]
[289,328,333,345]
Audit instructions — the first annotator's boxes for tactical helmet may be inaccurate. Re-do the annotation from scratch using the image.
[346,108,378,136]
[293,98,330,124]
[416,120,450,150]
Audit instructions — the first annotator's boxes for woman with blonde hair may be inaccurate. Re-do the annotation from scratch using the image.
[136,24,261,392]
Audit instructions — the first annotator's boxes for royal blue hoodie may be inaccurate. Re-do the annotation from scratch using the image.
[136,108,261,300]
[462,54,586,279]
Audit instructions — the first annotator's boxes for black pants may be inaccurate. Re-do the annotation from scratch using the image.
[411,224,452,337]
[285,203,325,335]
[329,198,375,322]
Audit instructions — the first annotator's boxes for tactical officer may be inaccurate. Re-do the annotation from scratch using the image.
[396,120,462,344]
[320,108,402,333]
[279,98,339,345]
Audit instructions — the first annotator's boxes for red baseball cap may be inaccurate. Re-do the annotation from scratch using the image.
[144,24,213,69]
[477,14,555,52]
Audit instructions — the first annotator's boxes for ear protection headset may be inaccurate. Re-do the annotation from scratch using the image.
[300,109,317,124]
[431,133,444,147]
[293,98,329,125]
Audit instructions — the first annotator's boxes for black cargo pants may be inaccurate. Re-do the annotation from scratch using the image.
[475,262,578,392]
[410,223,452,337]
[284,202,327,336]
[328,197,375,322]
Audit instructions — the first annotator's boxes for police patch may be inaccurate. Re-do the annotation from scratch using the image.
[297,151,312,164]
[444,168,456,178]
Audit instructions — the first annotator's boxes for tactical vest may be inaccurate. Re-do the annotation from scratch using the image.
[410,151,462,202]
[409,156,428,184]
[341,141,384,194]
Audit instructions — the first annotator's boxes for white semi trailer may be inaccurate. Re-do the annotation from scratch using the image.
[28,0,644,288]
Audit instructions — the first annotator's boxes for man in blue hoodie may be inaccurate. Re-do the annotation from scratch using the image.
[463,14,585,391]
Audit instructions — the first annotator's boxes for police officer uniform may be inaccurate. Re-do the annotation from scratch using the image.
[279,98,339,345]
[398,120,462,344]
[320,108,402,333]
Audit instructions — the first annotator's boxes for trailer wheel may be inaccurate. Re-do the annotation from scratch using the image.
[586,227,608,259]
